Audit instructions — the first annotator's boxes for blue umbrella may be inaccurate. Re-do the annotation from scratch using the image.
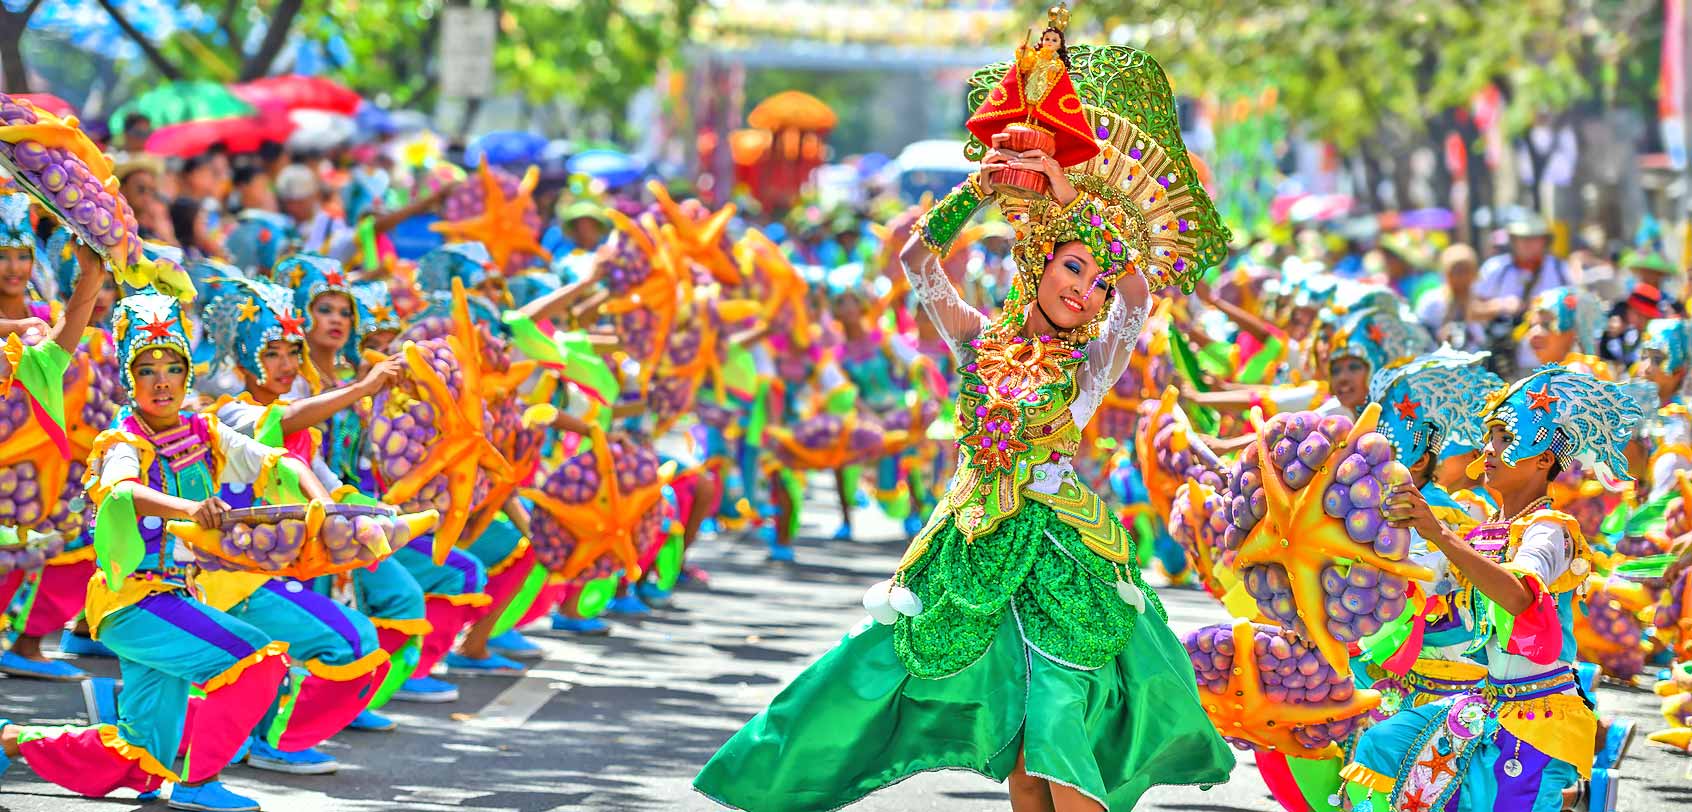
[466,130,548,168]
[566,149,646,187]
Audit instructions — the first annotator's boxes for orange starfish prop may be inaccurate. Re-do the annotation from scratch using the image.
[1233,403,1435,676]
[768,412,874,471]
[645,181,740,286]
[1197,621,1381,757]
[519,425,668,582]
[430,161,552,274]
[381,279,514,562]
[735,228,812,343]
[650,294,762,436]
[601,209,681,397]
[1415,746,1460,783]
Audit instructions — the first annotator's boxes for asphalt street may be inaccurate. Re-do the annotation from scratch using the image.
[3,482,1691,811]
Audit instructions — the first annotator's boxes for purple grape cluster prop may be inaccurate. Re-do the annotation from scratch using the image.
[601,228,654,296]
[1575,577,1648,679]
[184,504,416,574]
[1184,621,1378,755]
[1221,408,1426,673]
[527,433,661,575]
[0,94,139,269]
[1168,482,1232,596]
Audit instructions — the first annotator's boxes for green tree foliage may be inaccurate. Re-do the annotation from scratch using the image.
[1085,0,1661,148]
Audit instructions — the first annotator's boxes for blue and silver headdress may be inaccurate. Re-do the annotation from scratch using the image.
[416,242,492,293]
[45,227,80,296]
[225,210,299,278]
[506,270,561,307]
[0,193,32,249]
[199,270,305,384]
[1637,318,1691,378]
[111,290,196,391]
[1329,306,1433,374]
[1521,286,1604,357]
[343,280,403,364]
[277,253,357,334]
[1482,364,1644,490]
[1369,347,1504,465]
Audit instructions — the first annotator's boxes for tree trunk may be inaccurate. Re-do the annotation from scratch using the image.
[94,0,182,80]
[0,0,45,91]
[238,0,303,81]
[0,25,28,93]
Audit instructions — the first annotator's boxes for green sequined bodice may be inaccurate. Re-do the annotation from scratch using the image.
[945,331,1085,539]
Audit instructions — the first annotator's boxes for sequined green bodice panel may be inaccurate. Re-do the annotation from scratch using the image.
[893,502,1166,678]
[946,333,1086,539]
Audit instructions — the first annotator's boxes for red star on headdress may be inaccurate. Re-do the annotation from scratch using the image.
[278,311,305,337]
[324,269,346,287]
[1367,323,1386,344]
[141,317,178,341]
[1394,393,1421,421]
[1526,380,1560,412]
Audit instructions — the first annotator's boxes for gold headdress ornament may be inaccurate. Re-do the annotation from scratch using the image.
[919,34,1229,341]
[1046,4,1071,32]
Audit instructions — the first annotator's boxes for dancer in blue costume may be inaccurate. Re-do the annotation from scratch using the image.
[1347,366,1643,812]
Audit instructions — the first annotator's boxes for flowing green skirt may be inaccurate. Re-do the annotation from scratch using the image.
[694,505,1235,810]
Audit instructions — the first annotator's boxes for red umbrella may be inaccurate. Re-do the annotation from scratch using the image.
[231,76,362,116]
[145,112,295,157]
[14,93,75,118]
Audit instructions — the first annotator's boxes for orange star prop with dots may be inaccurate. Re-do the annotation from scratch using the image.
[430,161,552,274]
[1233,403,1436,676]
[601,209,681,398]
[519,425,668,582]
[1195,621,1381,757]
[646,181,740,286]
[381,279,514,562]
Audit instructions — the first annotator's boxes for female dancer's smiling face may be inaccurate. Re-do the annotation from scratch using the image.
[0,246,32,298]
[308,292,355,352]
[1037,242,1116,332]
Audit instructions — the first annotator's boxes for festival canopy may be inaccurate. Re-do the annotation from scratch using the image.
[285,109,358,152]
[145,111,294,157]
[466,131,550,169]
[566,149,646,187]
[108,80,255,134]
[231,75,363,116]
[747,91,838,132]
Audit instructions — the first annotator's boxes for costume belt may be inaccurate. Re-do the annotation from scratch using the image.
[1403,668,1483,697]
[1480,668,1576,704]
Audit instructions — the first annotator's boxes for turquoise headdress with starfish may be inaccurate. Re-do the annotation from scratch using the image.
[1482,364,1644,490]
[1329,306,1433,374]
[111,290,195,391]
[1638,317,1691,376]
[277,253,356,334]
[417,242,492,293]
[1525,286,1604,356]
[1369,347,1504,465]
[199,268,305,384]
[343,280,403,364]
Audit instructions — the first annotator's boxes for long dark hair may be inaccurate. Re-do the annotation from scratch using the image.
[1042,27,1072,69]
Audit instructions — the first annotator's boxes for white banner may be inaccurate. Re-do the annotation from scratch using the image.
[439,7,498,99]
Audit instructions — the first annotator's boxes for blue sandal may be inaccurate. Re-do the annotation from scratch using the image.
[0,651,88,681]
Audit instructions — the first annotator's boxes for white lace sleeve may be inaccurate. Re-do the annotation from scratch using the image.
[903,251,987,363]
[1070,295,1149,428]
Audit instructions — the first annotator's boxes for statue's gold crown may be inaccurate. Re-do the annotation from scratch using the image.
[1046,4,1070,32]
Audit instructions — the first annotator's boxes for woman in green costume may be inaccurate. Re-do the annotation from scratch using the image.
[694,39,1236,812]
